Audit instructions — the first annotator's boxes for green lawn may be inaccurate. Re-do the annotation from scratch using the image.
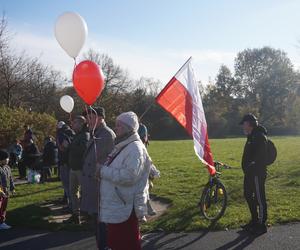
[144,136,300,232]
[6,136,300,232]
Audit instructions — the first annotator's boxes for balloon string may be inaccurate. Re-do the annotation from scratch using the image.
[90,105,99,138]
[73,58,77,73]
[89,105,99,164]
[90,105,101,225]
[74,57,77,67]
[85,105,92,134]
[85,105,101,224]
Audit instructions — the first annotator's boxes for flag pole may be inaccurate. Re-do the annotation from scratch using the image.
[139,104,153,121]
[172,56,192,78]
[139,57,192,121]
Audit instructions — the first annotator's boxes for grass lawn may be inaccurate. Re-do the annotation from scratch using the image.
[6,136,300,232]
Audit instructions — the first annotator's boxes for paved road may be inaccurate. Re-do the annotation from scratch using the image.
[0,223,299,250]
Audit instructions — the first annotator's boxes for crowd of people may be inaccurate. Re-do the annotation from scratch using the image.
[0,111,271,248]
[0,107,160,250]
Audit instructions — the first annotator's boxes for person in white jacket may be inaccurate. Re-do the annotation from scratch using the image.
[98,111,152,250]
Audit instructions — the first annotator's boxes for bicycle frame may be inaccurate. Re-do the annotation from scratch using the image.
[199,161,231,221]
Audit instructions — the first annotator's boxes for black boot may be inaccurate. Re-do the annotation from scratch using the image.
[249,223,267,235]
[241,220,258,231]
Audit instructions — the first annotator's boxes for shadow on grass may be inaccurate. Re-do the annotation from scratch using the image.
[7,203,54,229]
[149,194,173,205]
[148,203,222,233]
[7,202,90,232]
[13,185,62,198]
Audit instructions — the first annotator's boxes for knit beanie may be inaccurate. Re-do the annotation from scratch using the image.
[116,111,139,132]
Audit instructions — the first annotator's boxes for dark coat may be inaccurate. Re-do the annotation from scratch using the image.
[56,126,75,165]
[242,125,268,175]
[68,127,90,171]
[81,122,115,215]
[42,141,58,166]
[21,142,40,168]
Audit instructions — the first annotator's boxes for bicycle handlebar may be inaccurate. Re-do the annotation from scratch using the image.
[214,161,232,170]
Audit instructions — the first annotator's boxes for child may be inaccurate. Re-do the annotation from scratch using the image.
[0,149,15,230]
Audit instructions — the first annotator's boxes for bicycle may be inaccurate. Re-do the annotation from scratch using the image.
[198,161,231,221]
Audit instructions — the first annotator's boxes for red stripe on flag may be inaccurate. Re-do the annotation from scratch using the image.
[156,59,216,176]
[204,132,216,175]
[155,77,193,136]
[204,132,214,166]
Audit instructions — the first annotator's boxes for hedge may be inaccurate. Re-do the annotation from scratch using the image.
[0,105,57,149]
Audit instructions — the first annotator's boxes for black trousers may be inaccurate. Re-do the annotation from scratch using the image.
[244,173,267,224]
[96,221,107,250]
[18,161,27,178]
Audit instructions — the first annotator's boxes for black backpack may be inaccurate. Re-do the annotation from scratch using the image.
[266,139,277,166]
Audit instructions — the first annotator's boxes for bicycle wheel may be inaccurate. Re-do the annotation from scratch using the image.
[199,179,227,221]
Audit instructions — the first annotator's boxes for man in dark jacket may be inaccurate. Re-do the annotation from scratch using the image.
[37,136,58,182]
[64,116,89,224]
[18,139,40,179]
[81,107,115,250]
[240,113,268,234]
[56,123,75,208]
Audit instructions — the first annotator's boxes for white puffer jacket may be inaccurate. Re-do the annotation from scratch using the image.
[99,133,151,223]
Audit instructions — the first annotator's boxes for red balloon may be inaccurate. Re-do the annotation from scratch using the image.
[72,60,105,105]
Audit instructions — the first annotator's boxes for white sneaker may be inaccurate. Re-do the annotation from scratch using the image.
[0,223,11,229]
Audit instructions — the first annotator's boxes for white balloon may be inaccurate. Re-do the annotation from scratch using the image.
[54,12,88,58]
[60,95,74,113]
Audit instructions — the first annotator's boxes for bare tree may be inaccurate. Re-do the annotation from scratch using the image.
[0,14,66,112]
[83,49,131,93]
[133,77,161,96]
[0,28,28,107]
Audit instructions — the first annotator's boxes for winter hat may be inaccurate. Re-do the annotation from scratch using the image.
[82,107,105,118]
[0,150,9,161]
[116,111,139,132]
[239,113,258,126]
[57,121,65,129]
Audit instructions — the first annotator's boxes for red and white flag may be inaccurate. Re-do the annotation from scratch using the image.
[156,57,216,176]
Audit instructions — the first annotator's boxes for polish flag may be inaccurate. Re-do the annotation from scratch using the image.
[155,57,216,176]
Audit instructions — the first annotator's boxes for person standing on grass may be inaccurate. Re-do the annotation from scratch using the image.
[56,121,66,179]
[81,107,115,250]
[138,122,158,216]
[18,139,40,179]
[98,111,152,250]
[39,136,58,183]
[64,116,89,225]
[240,113,268,235]
[8,139,22,169]
[138,122,149,147]
[56,123,74,209]
[0,150,15,230]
